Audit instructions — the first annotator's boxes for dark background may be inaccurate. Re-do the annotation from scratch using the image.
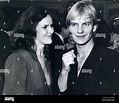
[0,0,119,31]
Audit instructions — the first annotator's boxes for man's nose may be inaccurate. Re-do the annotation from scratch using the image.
[77,25,83,33]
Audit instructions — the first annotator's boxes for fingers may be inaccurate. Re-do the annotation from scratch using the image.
[62,50,76,67]
[71,50,76,58]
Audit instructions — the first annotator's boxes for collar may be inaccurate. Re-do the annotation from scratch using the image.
[73,44,98,59]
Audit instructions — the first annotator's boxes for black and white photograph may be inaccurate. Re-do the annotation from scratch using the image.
[0,0,119,102]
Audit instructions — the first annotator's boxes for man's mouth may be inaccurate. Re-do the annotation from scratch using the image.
[76,34,86,38]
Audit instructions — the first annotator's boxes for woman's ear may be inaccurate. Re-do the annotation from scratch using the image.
[30,20,33,25]
[68,26,71,33]
[93,24,98,32]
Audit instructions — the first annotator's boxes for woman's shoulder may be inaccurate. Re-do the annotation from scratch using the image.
[16,49,31,56]
[6,49,32,62]
[4,49,28,76]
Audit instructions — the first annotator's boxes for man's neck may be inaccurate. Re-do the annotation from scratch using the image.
[76,40,94,57]
[76,40,94,76]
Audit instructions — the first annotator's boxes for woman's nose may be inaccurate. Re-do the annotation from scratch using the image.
[48,26,54,34]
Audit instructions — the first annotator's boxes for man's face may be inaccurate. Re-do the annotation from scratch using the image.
[69,14,95,45]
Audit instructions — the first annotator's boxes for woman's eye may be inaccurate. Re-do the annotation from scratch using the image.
[116,40,119,43]
[51,24,53,28]
[42,26,47,29]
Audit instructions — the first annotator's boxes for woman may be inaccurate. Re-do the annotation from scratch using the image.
[2,4,54,95]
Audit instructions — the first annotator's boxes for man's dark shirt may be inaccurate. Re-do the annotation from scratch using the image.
[52,45,119,95]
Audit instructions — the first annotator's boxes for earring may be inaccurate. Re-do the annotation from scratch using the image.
[45,10,47,13]
[30,20,33,25]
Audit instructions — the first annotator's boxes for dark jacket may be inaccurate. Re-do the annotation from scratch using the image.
[3,49,52,95]
[0,30,11,95]
[52,45,119,95]
[50,33,65,77]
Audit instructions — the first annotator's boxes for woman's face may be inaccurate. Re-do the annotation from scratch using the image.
[36,14,54,45]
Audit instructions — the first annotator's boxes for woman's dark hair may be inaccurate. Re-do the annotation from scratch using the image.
[10,4,52,51]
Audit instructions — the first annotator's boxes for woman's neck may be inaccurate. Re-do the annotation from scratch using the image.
[35,39,45,57]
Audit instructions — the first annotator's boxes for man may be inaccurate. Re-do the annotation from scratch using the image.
[52,1,119,95]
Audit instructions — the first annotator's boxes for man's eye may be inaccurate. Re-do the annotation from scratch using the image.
[71,23,77,27]
[83,22,91,26]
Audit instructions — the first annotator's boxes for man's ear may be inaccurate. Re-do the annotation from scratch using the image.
[93,24,98,32]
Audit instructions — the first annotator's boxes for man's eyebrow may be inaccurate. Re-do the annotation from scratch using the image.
[70,21,77,24]
[84,18,92,22]
[84,21,91,23]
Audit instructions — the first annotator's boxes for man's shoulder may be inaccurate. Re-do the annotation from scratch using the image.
[95,45,119,60]
[95,46,119,70]
[97,45,119,55]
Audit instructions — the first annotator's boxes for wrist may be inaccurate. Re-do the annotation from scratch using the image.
[61,67,70,75]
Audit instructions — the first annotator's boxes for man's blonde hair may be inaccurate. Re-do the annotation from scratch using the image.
[66,1,98,26]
